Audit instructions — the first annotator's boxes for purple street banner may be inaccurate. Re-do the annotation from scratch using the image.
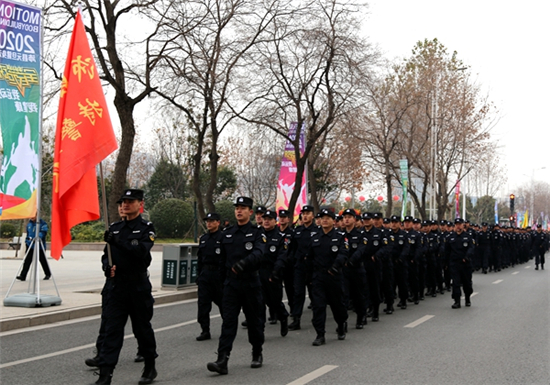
[275,122,307,221]
[0,0,42,219]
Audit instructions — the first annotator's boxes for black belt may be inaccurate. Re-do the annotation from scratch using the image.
[229,270,259,279]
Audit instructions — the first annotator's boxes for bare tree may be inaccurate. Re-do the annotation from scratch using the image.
[146,0,282,218]
[237,0,377,215]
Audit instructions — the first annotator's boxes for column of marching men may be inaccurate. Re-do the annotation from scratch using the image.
[87,193,549,384]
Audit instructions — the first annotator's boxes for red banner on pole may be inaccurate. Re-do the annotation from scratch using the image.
[50,10,118,260]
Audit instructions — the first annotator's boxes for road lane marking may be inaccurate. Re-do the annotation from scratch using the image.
[404,315,434,328]
[525,266,531,269]
[0,314,222,368]
[461,292,478,299]
[287,365,338,385]
[492,280,503,284]
[512,271,519,275]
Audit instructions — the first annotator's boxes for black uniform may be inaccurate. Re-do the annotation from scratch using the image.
[278,225,295,312]
[197,229,224,335]
[387,228,410,308]
[288,223,317,323]
[353,226,386,320]
[532,230,547,269]
[307,227,349,338]
[343,227,368,327]
[260,227,289,325]
[445,230,474,305]
[477,228,491,273]
[97,215,157,369]
[217,221,266,356]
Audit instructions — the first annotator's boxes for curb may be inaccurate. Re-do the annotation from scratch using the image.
[0,288,197,333]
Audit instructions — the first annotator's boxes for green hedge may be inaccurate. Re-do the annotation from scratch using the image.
[150,198,194,238]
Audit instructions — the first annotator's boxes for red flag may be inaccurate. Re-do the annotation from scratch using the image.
[51,11,118,260]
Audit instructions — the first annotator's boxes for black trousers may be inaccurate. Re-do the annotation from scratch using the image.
[197,270,223,332]
[380,260,394,306]
[97,279,157,368]
[393,261,409,303]
[218,277,265,355]
[291,262,308,318]
[20,245,51,279]
[535,250,546,267]
[342,265,367,320]
[365,260,381,316]
[311,271,348,336]
[450,263,473,301]
[259,269,289,323]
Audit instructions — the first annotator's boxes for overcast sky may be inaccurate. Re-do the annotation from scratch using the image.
[362,0,550,197]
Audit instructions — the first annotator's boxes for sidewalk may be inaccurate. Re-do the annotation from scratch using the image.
[0,248,197,332]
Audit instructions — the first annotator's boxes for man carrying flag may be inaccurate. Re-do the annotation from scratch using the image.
[50,9,158,385]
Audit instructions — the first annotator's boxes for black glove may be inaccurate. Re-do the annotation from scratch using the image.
[104,230,115,244]
[232,259,247,274]
[103,265,112,278]
[270,269,281,282]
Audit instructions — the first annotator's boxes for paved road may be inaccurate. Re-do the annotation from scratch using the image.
[1,262,549,385]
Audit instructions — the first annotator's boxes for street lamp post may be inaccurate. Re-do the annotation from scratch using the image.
[531,166,546,225]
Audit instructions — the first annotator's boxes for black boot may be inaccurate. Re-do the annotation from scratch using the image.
[337,322,347,340]
[95,367,113,385]
[452,300,461,309]
[280,317,288,337]
[288,317,301,331]
[207,352,229,375]
[196,331,211,341]
[251,352,263,368]
[85,354,100,368]
[465,296,471,307]
[138,360,157,385]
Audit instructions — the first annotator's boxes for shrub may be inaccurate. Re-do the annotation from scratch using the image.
[150,199,194,238]
[1,223,16,238]
[215,199,236,227]
[71,221,106,241]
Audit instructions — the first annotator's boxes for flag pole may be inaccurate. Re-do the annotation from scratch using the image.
[99,162,113,267]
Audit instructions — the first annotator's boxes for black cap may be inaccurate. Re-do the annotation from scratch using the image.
[255,206,267,214]
[120,189,144,201]
[403,216,413,222]
[342,208,356,217]
[301,205,314,213]
[440,220,447,225]
[362,212,373,220]
[454,218,465,224]
[204,212,221,221]
[447,221,454,226]
[413,218,421,224]
[537,224,542,228]
[422,220,429,226]
[481,222,488,226]
[315,212,322,218]
[262,209,277,219]
[336,215,343,221]
[278,209,289,217]
[383,218,390,224]
[319,208,335,219]
[116,198,123,205]
[390,215,400,222]
[431,220,438,225]
[234,196,253,207]
[372,212,383,219]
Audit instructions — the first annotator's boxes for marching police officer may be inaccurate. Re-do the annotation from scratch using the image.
[532,224,547,270]
[387,215,410,310]
[287,205,317,331]
[260,209,290,336]
[95,189,158,385]
[196,212,224,341]
[307,209,349,346]
[445,218,475,309]
[207,197,266,375]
